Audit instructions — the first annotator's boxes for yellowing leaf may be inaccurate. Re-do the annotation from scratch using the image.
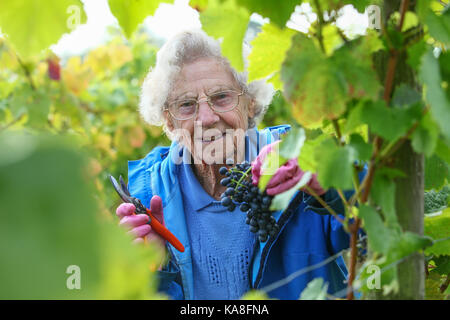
[248,23,296,82]
[108,0,174,38]
[200,0,250,71]
[62,56,94,95]
[84,43,133,77]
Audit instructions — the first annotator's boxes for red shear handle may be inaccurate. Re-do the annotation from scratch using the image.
[146,209,185,252]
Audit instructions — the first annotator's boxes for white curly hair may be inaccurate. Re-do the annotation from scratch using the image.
[139,29,275,140]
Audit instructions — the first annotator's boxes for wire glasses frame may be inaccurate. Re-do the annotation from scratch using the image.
[165,90,245,121]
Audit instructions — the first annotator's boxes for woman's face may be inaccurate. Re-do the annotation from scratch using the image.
[165,57,255,164]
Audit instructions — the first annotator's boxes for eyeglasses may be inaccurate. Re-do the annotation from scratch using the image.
[165,90,245,120]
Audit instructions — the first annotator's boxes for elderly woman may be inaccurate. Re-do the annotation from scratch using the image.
[116,30,352,300]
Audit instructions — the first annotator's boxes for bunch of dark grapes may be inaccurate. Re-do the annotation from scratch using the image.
[356,235,368,263]
[219,162,279,243]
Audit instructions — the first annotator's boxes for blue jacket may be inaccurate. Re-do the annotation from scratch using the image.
[127,125,352,300]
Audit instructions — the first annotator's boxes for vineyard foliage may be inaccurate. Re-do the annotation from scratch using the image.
[0,0,449,299]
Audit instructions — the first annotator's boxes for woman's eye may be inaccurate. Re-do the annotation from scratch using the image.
[179,101,195,108]
[212,92,232,104]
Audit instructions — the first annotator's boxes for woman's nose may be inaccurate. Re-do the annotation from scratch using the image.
[196,99,219,126]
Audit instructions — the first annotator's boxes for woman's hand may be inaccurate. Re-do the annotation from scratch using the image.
[251,141,326,196]
[116,195,166,248]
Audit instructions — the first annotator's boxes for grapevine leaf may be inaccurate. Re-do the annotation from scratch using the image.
[406,40,428,71]
[248,23,296,82]
[425,154,449,191]
[356,100,421,142]
[359,204,394,254]
[419,48,450,140]
[297,134,328,172]
[315,138,355,190]
[411,113,440,157]
[417,1,450,45]
[108,0,173,39]
[200,0,250,72]
[386,231,433,262]
[270,171,312,212]
[0,133,101,299]
[227,0,298,28]
[257,143,287,192]
[435,138,450,164]
[26,90,51,129]
[0,0,87,59]
[278,125,306,160]
[331,34,383,100]
[281,33,348,128]
[348,133,372,162]
[392,84,422,108]
[370,169,398,227]
[299,278,328,300]
[431,255,450,275]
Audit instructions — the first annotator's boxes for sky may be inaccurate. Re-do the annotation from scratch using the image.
[50,0,369,58]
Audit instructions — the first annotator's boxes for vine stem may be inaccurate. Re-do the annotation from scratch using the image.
[15,54,36,91]
[440,275,450,294]
[313,0,326,53]
[303,185,345,225]
[346,0,410,300]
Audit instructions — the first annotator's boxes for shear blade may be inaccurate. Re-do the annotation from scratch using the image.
[119,175,130,197]
[109,175,132,203]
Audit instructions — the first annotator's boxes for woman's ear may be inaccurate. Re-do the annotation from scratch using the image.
[247,98,256,118]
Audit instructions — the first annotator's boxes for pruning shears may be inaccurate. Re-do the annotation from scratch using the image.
[109,175,185,252]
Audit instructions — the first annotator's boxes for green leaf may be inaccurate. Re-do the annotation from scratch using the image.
[270,171,312,212]
[425,154,449,191]
[411,113,440,157]
[315,138,355,190]
[281,34,348,128]
[299,278,328,300]
[387,231,433,262]
[297,134,328,172]
[357,100,421,142]
[108,0,173,38]
[200,0,250,72]
[0,0,87,58]
[257,143,287,192]
[419,2,450,45]
[279,125,306,160]
[359,204,394,254]
[230,0,298,28]
[435,138,450,163]
[407,40,428,71]
[425,208,450,256]
[348,133,372,162]
[370,169,398,227]
[419,48,450,140]
[0,133,101,299]
[392,84,422,108]
[248,23,296,82]
[431,255,450,275]
[27,90,51,129]
[331,34,383,100]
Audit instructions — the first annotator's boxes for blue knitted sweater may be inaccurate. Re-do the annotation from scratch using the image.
[179,159,256,300]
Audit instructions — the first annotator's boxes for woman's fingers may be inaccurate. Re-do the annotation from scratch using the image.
[116,203,136,218]
[150,195,165,225]
[128,224,151,238]
[119,214,149,229]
